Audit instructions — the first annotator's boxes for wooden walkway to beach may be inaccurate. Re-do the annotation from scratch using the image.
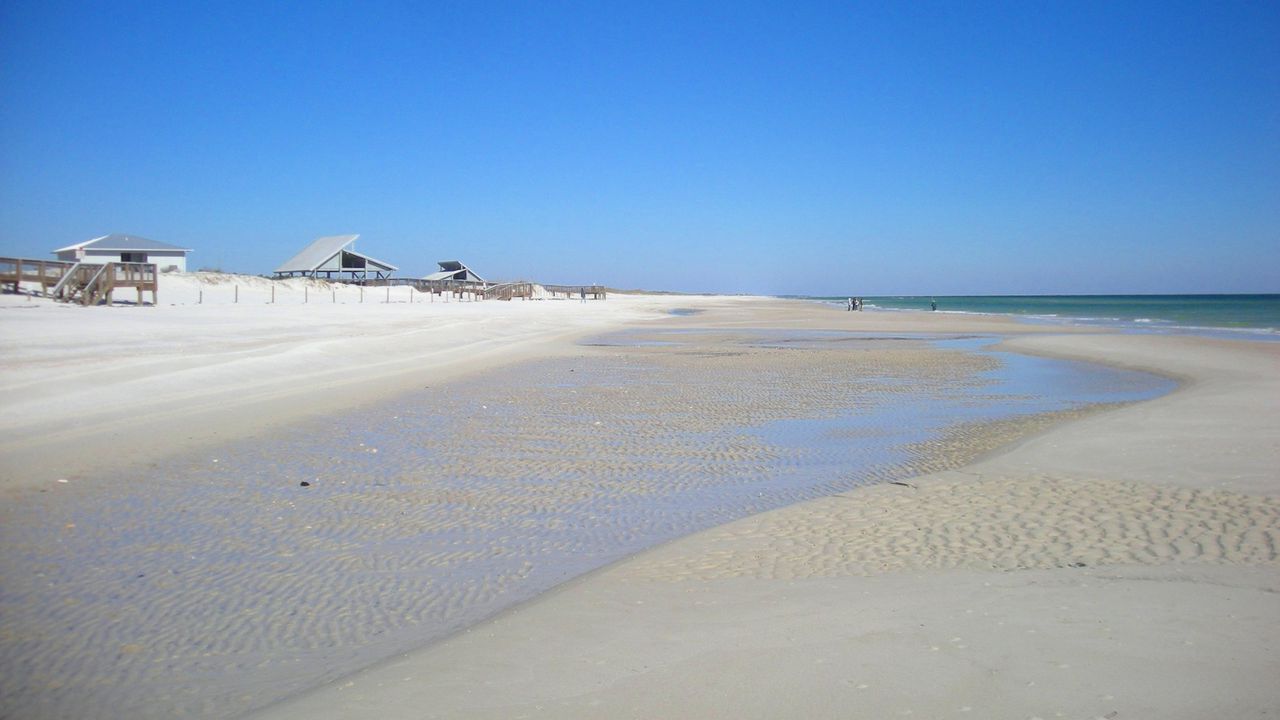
[479,282,607,301]
[357,277,607,301]
[2,256,604,306]
[0,256,159,305]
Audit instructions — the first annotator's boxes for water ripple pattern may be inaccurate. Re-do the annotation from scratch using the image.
[0,331,1172,718]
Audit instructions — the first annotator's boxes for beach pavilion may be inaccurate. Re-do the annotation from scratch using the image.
[273,234,397,281]
[424,260,485,284]
[53,234,192,272]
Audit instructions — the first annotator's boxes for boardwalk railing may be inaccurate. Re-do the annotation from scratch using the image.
[541,284,607,300]
[3,257,603,306]
[356,277,487,299]
[482,282,607,300]
[482,282,537,300]
[356,278,605,301]
[1,256,158,305]
[1,257,75,294]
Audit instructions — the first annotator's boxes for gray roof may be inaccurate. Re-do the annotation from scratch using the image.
[274,234,358,273]
[55,234,192,253]
[274,234,398,274]
[424,260,485,283]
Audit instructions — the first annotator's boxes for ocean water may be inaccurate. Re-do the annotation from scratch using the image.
[805,294,1280,338]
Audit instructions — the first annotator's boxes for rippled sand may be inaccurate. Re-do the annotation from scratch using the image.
[626,474,1280,580]
[247,333,1279,720]
[0,330,1165,719]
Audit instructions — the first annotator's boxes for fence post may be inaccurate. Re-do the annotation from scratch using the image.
[235,285,238,303]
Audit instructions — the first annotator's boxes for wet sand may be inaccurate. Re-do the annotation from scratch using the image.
[3,283,1275,718]
[254,334,1280,720]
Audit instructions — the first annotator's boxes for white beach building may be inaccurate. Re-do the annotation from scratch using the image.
[54,234,192,272]
[273,234,397,281]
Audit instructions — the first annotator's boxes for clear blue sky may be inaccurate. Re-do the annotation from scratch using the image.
[2,1,1277,294]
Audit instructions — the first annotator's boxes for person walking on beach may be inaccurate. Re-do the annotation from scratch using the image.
[580,287,587,304]
[847,297,854,311]
[930,298,937,311]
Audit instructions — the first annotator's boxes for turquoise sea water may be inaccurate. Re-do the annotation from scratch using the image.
[804,294,1280,337]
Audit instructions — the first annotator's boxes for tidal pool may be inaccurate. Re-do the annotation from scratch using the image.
[0,329,1172,719]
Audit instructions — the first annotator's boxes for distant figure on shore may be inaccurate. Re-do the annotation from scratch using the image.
[930,298,937,311]
[856,297,863,311]
[847,297,854,311]
[580,287,587,304]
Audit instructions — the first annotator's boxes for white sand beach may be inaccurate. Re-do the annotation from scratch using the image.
[2,276,1277,719]
[251,319,1280,718]
[0,274,738,489]
[6,1,1277,717]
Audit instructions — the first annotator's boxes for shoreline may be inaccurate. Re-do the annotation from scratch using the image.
[0,280,1090,493]
[251,330,1280,719]
[793,294,1280,341]
[2,288,1275,718]
[239,337,1168,716]
[251,402,1149,714]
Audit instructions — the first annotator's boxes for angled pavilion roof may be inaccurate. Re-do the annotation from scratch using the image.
[273,234,398,275]
[424,260,485,283]
[55,234,191,253]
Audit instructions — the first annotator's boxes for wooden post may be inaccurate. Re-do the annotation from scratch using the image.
[13,258,21,294]
[409,288,413,304]
[235,285,239,303]
[271,284,275,304]
[386,285,390,304]
[199,289,203,304]
[305,286,308,303]
[360,286,364,303]
[332,289,335,303]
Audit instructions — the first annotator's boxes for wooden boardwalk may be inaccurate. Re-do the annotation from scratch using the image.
[356,277,607,301]
[1,256,159,305]
[2,257,603,306]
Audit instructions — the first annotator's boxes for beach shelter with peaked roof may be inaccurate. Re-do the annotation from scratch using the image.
[424,260,485,284]
[54,234,192,272]
[273,234,397,281]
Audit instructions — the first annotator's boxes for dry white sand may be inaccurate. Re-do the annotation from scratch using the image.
[254,333,1280,720]
[0,273,758,488]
